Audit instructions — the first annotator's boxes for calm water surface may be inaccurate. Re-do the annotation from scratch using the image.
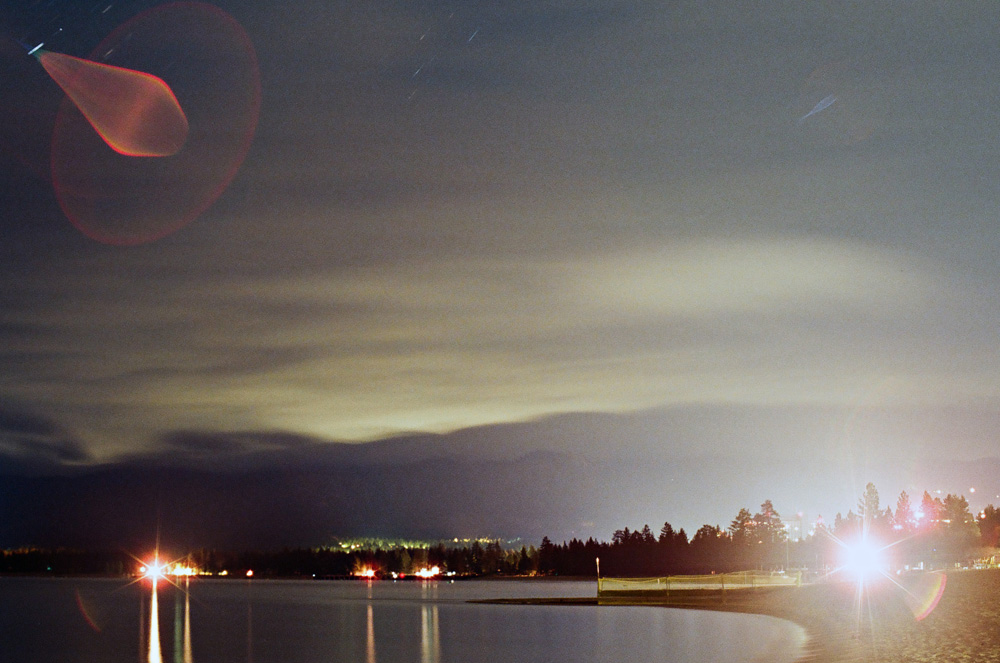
[0,577,804,662]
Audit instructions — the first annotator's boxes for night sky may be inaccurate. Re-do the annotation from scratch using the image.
[3,1,1000,544]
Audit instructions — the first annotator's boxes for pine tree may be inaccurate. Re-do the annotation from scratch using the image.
[894,491,914,533]
[755,499,785,544]
[919,491,943,527]
[941,493,979,555]
[729,508,755,545]
[857,482,880,530]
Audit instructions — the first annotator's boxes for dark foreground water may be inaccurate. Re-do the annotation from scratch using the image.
[0,577,804,662]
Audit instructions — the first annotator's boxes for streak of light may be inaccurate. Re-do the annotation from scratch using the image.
[148,580,162,663]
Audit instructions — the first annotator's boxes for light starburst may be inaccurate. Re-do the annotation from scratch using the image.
[818,524,944,633]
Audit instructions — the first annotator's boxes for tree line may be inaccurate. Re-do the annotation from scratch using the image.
[4,482,998,577]
[540,484,997,577]
[537,498,790,577]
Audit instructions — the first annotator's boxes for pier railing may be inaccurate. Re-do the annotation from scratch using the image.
[597,571,801,595]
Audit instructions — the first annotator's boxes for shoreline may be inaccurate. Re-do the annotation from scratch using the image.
[479,568,1000,662]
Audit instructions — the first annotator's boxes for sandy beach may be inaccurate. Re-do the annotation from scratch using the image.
[604,569,1000,663]
[756,568,1000,662]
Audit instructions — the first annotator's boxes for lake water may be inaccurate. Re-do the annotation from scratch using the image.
[0,577,805,662]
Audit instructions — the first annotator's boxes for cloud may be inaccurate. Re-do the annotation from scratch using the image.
[1,222,994,461]
[558,238,932,317]
[5,0,1000,465]
[0,405,91,470]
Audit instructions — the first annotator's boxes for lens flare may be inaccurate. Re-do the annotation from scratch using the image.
[74,588,103,632]
[50,2,260,245]
[902,572,947,621]
[821,523,949,628]
[36,50,188,157]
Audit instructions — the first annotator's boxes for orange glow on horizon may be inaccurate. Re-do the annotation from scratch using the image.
[414,566,440,579]
[139,556,204,582]
[169,563,197,577]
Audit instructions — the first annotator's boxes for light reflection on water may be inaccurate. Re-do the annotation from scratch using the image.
[170,579,193,663]
[419,581,440,663]
[0,577,804,663]
[366,603,375,663]
[366,581,375,663]
[246,587,253,663]
[145,577,193,663]
[148,580,161,663]
[420,604,440,663]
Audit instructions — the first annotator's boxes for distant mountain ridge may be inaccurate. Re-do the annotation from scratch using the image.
[0,449,597,550]
[2,406,999,551]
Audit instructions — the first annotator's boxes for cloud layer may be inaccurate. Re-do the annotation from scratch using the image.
[2,0,1000,479]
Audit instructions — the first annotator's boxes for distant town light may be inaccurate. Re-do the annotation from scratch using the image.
[170,564,197,577]
[414,566,440,579]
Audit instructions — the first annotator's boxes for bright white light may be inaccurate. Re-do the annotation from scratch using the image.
[841,539,885,581]
[142,560,166,581]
